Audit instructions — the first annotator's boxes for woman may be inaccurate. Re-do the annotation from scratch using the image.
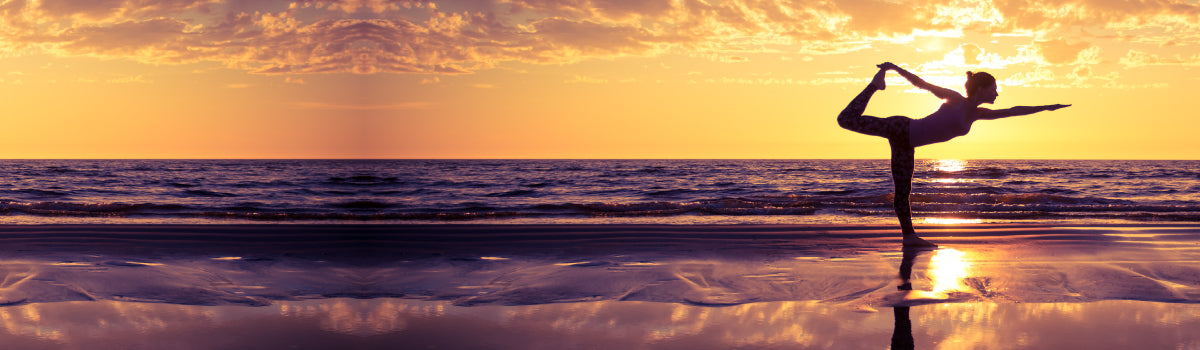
[838,62,1069,246]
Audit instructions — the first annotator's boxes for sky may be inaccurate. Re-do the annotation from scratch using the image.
[0,0,1198,159]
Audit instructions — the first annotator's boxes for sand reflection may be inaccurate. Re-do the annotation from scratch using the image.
[0,299,413,348]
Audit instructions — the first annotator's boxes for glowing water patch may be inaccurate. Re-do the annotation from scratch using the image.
[932,159,966,172]
[479,256,509,261]
[212,257,243,261]
[930,249,971,293]
[924,218,984,225]
[931,178,973,184]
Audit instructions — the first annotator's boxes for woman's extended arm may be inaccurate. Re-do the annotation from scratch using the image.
[878,62,962,101]
[976,104,1071,120]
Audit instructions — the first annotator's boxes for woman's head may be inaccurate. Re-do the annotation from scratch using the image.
[965,71,997,103]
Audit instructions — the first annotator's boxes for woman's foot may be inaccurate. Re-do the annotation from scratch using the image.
[871,68,887,90]
[897,282,913,291]
[902,235,937,248]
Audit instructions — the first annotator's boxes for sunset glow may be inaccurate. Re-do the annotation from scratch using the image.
[0,1,1197,158]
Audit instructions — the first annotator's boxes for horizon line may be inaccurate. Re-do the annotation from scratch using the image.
[0,158,1193,161]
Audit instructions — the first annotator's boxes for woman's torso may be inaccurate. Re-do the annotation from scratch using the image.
[908,100,975,147]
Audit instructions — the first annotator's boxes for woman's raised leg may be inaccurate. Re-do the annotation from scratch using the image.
[837,69,891,136]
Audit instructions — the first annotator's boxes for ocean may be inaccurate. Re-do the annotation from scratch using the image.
[0,159,390,224]
[394,159,1200,225]
[0,159,1195,224]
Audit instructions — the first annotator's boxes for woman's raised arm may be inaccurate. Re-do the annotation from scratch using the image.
[878,62,962,101]
[976,104,1071,120]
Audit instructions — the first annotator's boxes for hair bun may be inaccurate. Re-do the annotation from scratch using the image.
[966,71,975,78]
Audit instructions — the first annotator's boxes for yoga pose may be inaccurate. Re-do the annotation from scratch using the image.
[838,62,1069,246]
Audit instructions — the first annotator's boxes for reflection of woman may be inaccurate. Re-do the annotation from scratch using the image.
[838,62,1070,246]
[892,246,929,350]
[891,306,914,350]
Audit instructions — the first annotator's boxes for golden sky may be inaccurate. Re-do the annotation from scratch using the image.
[0,0,1197,159]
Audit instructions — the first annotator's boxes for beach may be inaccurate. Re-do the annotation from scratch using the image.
[0,225,406,349]
[0,160,1193,348]
[0,223,1197,348]
[391,223,1200,349]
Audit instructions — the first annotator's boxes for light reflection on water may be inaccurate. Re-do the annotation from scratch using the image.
[393,299,1200,349]
[922,217,985,225]
[930,248,972,294]
[932,159,967,173]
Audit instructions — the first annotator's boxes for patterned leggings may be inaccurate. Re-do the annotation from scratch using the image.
[837,85,916,235]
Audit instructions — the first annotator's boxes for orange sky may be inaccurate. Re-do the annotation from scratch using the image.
[0,0,1197,159]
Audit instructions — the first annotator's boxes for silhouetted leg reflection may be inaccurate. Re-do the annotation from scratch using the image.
[898,246,931,290]
[893,245,935,349]
[891,306,914,350]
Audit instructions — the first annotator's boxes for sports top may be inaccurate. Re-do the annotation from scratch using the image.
[908,101,975,147]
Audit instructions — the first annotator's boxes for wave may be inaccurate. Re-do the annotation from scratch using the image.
[486,189,539,197]
[329,201,393,210]
[912,193,1131,205]
[6,188,72,197]
[183,189,238,198]
[2,194,1175,223]
[387,189,1200,222]
[0,201,191,216]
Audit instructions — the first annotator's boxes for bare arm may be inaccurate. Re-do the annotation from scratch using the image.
[976,104,1071,120]
[878,62,962,101]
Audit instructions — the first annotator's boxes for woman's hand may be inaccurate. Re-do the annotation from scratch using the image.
[1045,104,1071,111]
[877,62,900,71]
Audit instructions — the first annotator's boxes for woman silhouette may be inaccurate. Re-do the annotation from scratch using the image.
[838,62,1069,246]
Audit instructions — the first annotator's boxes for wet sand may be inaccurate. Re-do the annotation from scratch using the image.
[397,224,1200,306]
[0,298,407,350]
[391,223,1200,348]
[0,224,1198,348]
[393,299,1200,350]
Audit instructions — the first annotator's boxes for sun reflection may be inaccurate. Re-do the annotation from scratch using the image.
[923,218,984,225]
[930,248,971,293]
[932,159,966,172]
[931,178,972,184]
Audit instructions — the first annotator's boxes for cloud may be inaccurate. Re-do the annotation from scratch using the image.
[54,18,193,58]
[3,0,1200,79]
[1034,38,1093,65]
[106,75,151,83]
[960,44,983,65]
[1002,66,1056,86]
[564,74,607,84]
[504,0,674,20]
[1120,49,1200,67]
[291,0,415,13]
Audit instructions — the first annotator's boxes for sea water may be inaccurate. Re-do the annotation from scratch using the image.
[394,159,1200,225]
[0,159,1195,224]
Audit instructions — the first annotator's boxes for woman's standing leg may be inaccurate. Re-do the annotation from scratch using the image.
[892,135,936,247]
[889,137,916,236]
